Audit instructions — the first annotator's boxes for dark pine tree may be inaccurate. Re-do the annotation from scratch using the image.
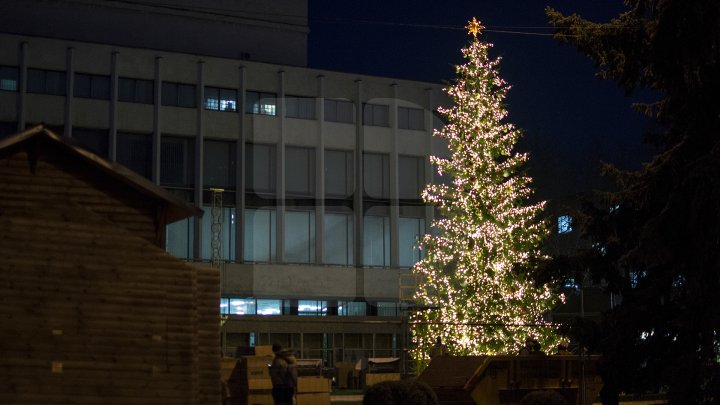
[546,1,720,403]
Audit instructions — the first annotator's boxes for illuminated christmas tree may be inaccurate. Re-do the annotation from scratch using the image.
[410,18,562,363]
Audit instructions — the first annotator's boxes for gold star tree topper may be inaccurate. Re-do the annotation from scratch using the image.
[466,17,485,38]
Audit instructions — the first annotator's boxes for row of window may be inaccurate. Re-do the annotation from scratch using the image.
[0,66,425,129]
[67,130,426,201]
[220,298,400,317]
[166,206,425,267]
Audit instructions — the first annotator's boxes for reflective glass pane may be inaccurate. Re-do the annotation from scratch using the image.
[166,217,194,259]
[243,208,276,262]
[285,210,315,263]
[324,212,353,265]
[399,217,425,267]
[363,215,390,267]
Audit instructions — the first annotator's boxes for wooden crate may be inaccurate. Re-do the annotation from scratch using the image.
[254,345,275,357]
[365,372,401,386]
[296,392,331,405]
[297,376,331,393]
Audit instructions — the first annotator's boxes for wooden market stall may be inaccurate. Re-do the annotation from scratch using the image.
[0,125,220,404]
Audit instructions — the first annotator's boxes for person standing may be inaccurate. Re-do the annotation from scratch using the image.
[269,343,297,405]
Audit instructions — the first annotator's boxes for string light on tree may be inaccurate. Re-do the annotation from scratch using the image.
[410,18,563,365]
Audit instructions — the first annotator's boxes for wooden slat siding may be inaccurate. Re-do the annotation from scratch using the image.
[197,266,221,404]
[0,204,217,405]
[1,149,160,245]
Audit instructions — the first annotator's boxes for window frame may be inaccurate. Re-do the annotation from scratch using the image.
[74,72,110,100]
[118,77,154,104]
[246,90,277,116]
[398,106,425,130]
[204,86,238,112]
[362,103,389,127]
[27,68,66,96]
[558,215,573,234]
[0,66,19,92]
[285,95,316,120]
[324,99,354,123]
[161,81,197,108]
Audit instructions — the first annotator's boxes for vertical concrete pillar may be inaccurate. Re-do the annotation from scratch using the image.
[64,47,74,137]
[152,56,162,185]
[109,51,119,162]
[276,70,286,263]
[315,75,325,265]
[17,42,27,132]
[389,83,400,268]
[193,60,205,260]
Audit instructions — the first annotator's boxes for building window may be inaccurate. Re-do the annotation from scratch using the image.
[286,95,316,120]
[160,136,195,200]
[204,139,236,189]
[118,77,154,104]
[298,300,328,316]
[161,82,196,108]
[246,90,277,116]
[74,73,110,100]
[205,86,237,111]
[201,206,236,261]
[363,211,390,267]
[226,298,257,315]
[166,217,194,260]
[244,208,276,262]
[363,103,389,127]
[286,146,315,198]
[398,106,424,130]
[72,128,109,157]
[325,149,353,198]
[0,66,18,91]
[363,153,390,200]
[558,215,573,234]
[377,302,399,317]
[324,212,353,265]
[399,155,425,201]
[399,217,425,267]
[27,68,66,96]
[117,132,152,179]
[338,301,367,316]
[245,143,276,195]
[324,99,354,123]
[257,299,282,315]
[285,210,316,264]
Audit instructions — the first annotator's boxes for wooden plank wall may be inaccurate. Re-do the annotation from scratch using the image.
[0,146,220,404]
[1,146,159,245]
[197,266,221,404]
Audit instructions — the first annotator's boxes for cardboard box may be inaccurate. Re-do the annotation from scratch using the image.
[247,393,273,405]
[365,372,401,386]
[254,345,275,357]
[297,376,331,393]
[296,392,331,405]
[221,357,238,381]
[244,356,272,380]
[247,378,273,390]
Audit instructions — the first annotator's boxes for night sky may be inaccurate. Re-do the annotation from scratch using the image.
[308,0,654,201]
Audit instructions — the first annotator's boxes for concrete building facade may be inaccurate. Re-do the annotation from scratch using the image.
[1,0,451,368]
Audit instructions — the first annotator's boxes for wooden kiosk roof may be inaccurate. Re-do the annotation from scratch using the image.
[0,124,202,226]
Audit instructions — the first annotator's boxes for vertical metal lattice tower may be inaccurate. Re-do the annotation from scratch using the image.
[210,188,224,268]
